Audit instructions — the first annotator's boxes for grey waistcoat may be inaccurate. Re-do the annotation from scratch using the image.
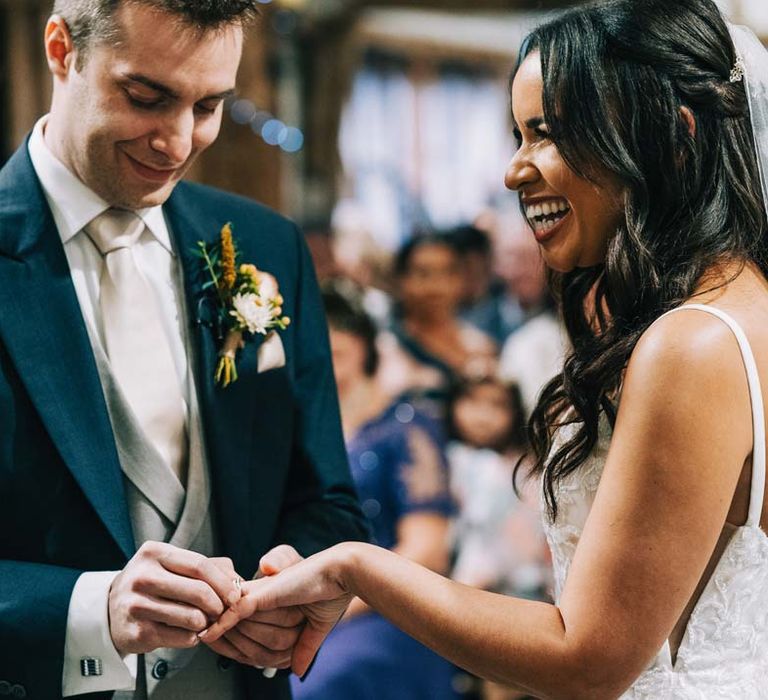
[86,319,244,700]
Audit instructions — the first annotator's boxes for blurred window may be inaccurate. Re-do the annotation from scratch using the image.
[335,49,514,250]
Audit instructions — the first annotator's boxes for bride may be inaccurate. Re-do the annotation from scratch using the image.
[201,0,768,696]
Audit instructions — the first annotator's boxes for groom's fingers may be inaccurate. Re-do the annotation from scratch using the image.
[258,544,303,577]
[155,544,242,606]
[129,593,210,632]
[202,635,250,665]
[209,557,237,577]
[142,571,228,620]
[111,542,240,655]
[292,624,331,678]
[235,618,304,651]
[222,628,293,668]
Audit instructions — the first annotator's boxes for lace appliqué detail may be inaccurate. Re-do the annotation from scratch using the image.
[543,420,768,699]
[541,420,609,599]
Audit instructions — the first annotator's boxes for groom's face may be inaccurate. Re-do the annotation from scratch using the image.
[48,2,243,209]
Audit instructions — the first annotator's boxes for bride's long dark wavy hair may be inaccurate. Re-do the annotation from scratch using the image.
[517,0,768,519]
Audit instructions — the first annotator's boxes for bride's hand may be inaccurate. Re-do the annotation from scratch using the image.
[199,544,355,677]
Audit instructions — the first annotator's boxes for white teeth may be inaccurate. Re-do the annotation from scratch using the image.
[525,199,570,221]
[525,199,572,235]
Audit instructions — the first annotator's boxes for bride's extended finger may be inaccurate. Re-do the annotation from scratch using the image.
[198,605,242,643]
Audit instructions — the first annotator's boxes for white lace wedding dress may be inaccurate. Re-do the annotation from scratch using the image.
[543,305,768,698]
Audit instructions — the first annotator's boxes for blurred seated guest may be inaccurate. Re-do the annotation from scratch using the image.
[291,285,459,700]
[450,224,522,345]
[302,218,339,283]
[494,213,551,320]
[447,377,551,700]
[496,226,569,417]
[332,202,394,327]
[498,309,568,419]
[447,377,551,600]
[378,233,497,416]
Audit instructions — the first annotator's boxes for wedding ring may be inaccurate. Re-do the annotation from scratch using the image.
[233,576,244,595]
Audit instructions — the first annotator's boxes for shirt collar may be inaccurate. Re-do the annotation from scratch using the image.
[27,116,174,254]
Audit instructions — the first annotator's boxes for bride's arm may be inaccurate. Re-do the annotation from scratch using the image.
[203,311,752,699]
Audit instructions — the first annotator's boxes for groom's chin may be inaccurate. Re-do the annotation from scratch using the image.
[104,178,180,210]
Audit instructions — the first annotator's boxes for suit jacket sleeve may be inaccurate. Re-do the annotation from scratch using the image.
[0,561,83,698]
[270,226,370,556]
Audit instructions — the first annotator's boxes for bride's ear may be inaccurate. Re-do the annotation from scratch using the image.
[680,106,697,139]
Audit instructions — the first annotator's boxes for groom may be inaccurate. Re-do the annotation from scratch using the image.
[0,1,367,698]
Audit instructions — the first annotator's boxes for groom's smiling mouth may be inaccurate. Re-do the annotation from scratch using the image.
[123,151,182,184]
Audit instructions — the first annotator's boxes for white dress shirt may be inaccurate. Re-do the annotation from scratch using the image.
[27,117,192,697]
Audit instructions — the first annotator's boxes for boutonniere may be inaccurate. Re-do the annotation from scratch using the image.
[194,223,290,387]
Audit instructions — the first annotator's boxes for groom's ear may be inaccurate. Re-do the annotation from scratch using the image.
[45,15,76,78]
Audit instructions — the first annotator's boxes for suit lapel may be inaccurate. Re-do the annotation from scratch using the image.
[164,187,260,567]
[0,145,135,560]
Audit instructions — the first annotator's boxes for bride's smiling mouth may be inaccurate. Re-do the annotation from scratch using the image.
[524,197,572,243]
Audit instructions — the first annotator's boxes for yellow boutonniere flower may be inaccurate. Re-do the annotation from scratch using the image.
[195,223,290,387]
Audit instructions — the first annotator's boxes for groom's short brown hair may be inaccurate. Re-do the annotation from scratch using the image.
[52,0,259,66]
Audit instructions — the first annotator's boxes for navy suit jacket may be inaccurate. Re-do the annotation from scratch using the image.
[0,142,368,699]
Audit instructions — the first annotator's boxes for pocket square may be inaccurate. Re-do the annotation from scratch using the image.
[258,331,286,373]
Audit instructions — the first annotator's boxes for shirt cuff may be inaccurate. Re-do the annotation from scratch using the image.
[62,571,138,697]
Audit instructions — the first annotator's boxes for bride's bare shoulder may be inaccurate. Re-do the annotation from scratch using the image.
[620,263,767,457]
[636,262,768,363]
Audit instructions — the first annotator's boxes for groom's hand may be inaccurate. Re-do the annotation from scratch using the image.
[204,544,306,669]
[109,541,243,656]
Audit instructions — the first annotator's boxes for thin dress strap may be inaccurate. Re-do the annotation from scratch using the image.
[659,304,766,525]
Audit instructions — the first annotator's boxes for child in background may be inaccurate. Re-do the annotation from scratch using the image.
[447,377,551,599]
[447,377,551,700]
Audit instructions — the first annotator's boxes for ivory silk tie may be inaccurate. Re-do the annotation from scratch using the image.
[86,209,188,485]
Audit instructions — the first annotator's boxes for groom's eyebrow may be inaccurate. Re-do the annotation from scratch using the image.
[125,73,180,99]
[124,73,236,102]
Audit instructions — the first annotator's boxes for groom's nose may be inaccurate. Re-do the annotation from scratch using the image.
[149,110,196,165]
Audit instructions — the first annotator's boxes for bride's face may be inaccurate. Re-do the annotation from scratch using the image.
[505,52,624,273]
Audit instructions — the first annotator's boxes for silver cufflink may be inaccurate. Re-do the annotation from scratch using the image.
[80,658,103,677]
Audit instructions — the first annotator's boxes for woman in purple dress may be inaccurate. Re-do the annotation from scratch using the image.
[290,284,459,700]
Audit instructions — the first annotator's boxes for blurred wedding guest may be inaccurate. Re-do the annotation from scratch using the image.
[378,233,497,416]
[290,285,459,700]
[447,377,550,599]
[494,215,550,319]
[450,225,522,345]
[332,202,394,327]
[303,219,339,283]
[447,377,551,700]
[497,227,569,417]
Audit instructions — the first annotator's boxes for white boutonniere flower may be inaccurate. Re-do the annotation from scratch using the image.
[194,223,290,387]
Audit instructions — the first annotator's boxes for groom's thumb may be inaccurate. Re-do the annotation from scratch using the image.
[257,544,303,578]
